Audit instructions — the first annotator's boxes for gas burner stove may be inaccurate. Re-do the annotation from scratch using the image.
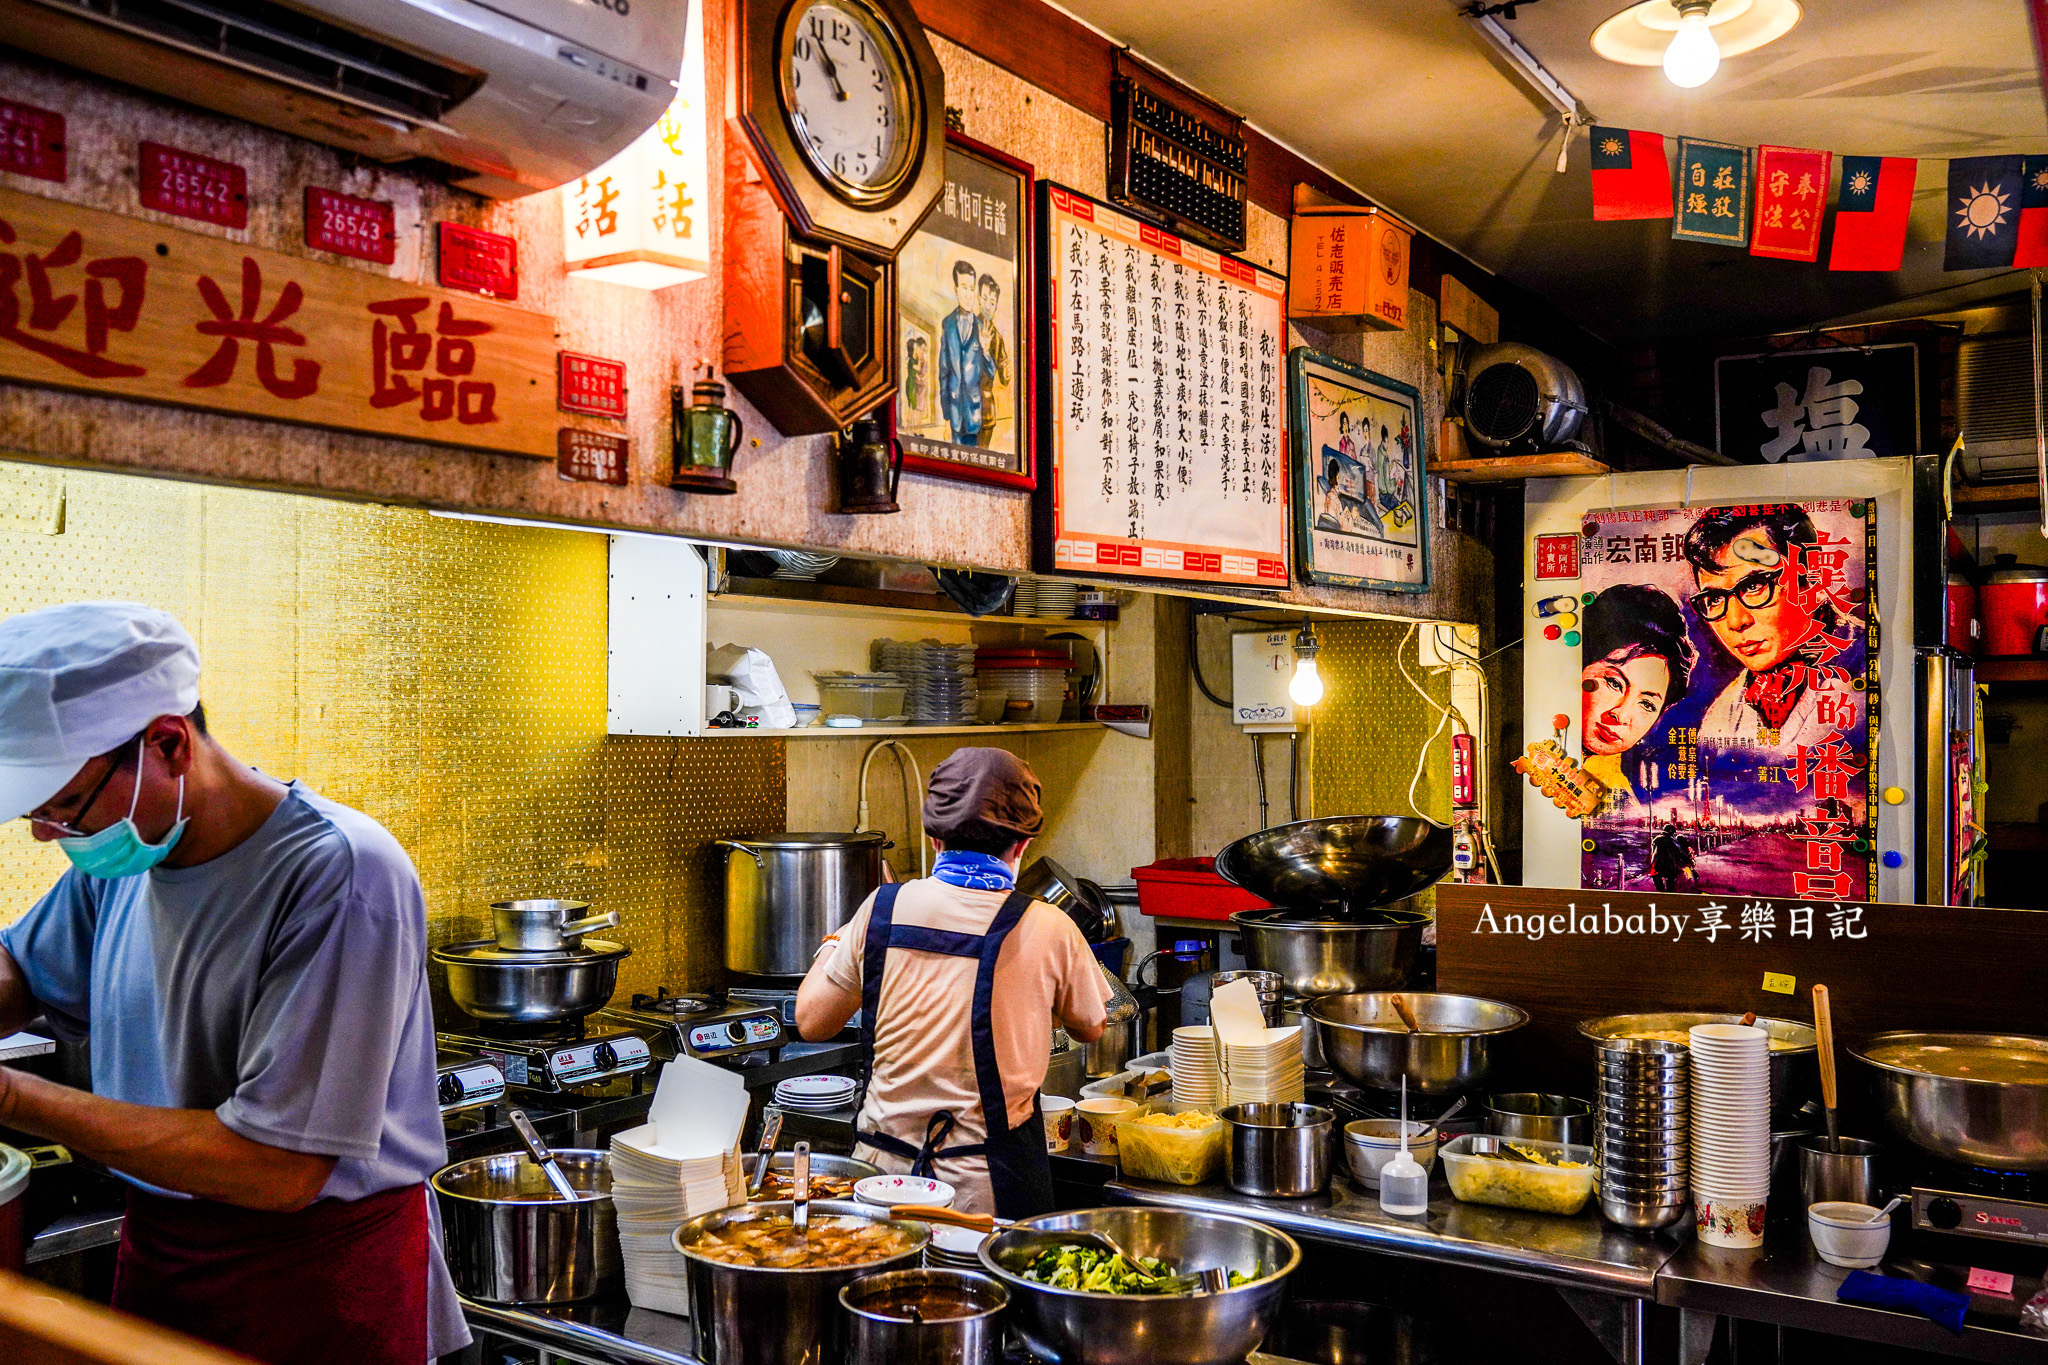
[594,987,786,1065]
[437,1024,654,1093]
[435,1046,507,1117]
[1909,1161,2048,1249]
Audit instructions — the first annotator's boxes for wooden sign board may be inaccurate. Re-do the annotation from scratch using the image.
[0,187,556,458]
[1287,205,1410,332]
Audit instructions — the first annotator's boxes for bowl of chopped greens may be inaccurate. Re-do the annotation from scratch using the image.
[978,1207,1300,1365]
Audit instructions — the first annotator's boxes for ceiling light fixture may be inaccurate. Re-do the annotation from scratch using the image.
[1590,0,1802,90]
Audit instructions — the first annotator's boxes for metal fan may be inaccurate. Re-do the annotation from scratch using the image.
[1461,342,1588,450]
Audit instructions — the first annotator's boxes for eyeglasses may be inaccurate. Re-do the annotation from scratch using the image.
[21,752,127,839]
[1689,568,1783,622]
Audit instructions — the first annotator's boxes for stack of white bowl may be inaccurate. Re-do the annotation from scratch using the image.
[1170,1025,1222,1107]
[1219,1026,1306,1106]
[773,1074,858,1113]
[609,1123,746,1314]
[1688,1023,1772,1248]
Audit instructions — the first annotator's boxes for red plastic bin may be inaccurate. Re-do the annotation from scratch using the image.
[1130,857,1272,923]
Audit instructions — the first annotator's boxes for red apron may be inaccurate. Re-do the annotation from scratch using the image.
[112,1182,429,1365]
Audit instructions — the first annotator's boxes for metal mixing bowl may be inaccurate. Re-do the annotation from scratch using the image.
[978,1207,1301,1365]
[1850,1031,2048,1172]
[1310,992,1529,1096]
[1214,816,1453,915]
[433,937,629,1023]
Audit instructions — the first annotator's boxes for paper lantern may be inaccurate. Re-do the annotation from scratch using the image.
[561,1,709,289]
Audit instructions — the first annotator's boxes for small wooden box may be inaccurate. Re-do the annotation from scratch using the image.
[1288,202,1412,332]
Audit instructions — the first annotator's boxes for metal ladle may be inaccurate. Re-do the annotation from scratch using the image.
[509,1108,581,1203]
[792,1140,812,1238]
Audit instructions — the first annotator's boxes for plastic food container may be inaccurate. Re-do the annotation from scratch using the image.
[814,673,907,722]
[1115,1106,1226,1186]
[1439,1134,1596,1216]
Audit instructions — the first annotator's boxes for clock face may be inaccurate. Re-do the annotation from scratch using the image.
[781,0,918,202]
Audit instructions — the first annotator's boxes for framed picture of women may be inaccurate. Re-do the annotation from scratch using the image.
[1286,348,1430,592]
[893,131,1035,490]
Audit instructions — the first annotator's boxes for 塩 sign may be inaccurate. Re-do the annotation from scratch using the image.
[0,186,556,458]
[1714,344,1923,462]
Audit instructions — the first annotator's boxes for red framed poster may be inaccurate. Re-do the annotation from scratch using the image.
[305,187,396,265]
[139,143,247,229]
[1038,182,1289,588]
[438,222,518,300]
[0,99,65,183]
[892,131,1035,491]
[558,352,628,419]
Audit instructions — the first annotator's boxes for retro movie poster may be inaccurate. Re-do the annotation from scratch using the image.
[894,133,1033,488]
[1287,348,1428,592]
[1571,499,1879,900]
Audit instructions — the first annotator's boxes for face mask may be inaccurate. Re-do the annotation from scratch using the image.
[58,738,187,879]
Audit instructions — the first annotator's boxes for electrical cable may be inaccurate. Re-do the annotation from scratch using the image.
[1189,610,1232,709]
[1287,731,1301,823]
[1398,624,1454,829]
[857,740,928,878]
[1251,732,1270,829]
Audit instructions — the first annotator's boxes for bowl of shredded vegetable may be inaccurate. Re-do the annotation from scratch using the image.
[978,1207,1300,1365]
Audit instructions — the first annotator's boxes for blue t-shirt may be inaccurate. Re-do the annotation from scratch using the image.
[0,782,467,1357]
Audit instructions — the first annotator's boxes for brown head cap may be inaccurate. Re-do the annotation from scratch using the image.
[922,747,1044,841]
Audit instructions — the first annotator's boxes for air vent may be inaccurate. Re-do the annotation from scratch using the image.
[1468,364,1540,445]
[1960,333,2037,444]
[24,0,482,124]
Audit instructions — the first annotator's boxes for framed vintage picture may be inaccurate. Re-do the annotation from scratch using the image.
[893,131,1034,490]
[1288,348,1430,593]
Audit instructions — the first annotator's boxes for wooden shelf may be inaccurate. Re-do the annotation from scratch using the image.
[700,722,1107,739]
[1428,452,1611,484]
[1976,659,2048,684]
[709,590,1106,631]
[1953,483,2042,514]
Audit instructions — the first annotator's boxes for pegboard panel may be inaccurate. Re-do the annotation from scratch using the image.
[0,461,784,1008]
[1310,619,1454,825]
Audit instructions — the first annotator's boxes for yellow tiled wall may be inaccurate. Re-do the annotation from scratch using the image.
[0,460,782,1010]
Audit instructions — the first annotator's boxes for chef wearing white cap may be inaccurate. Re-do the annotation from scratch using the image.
[0,601,467,1363]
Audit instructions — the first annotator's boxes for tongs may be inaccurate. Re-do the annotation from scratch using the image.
[748,1108,786,1199]
[791,1140,812,1237]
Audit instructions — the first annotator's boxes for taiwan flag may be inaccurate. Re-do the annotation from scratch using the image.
[1946,155,2024,271]
[2018,155,2048,267]
[1590,127,1673,221]
[1828,155,1917,271]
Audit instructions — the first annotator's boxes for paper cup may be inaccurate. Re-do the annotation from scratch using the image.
[1076,1097,1138,1155]
[1695,1193,1768,1248]
[1042,1096,1076,1153]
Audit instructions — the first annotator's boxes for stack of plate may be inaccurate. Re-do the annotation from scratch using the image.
[1689,1023,1771,1247]
[610,1123,746,1315]
[924,1221,991,1270]
[765,550,840,581]
[1012,578,1080,619]
[1596,1036,1689,1230]
[1170,1025,1222,1107]
[874,639,979,726]
[1219,1025,1306,1106]
[774,1074,858,1113]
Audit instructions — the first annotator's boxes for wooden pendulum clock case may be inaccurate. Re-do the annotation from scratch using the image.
[723,0,946,436]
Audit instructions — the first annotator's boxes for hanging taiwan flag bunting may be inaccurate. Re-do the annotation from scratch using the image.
[1589,127,1674,220]
[1828,155,1918,271]
[1673,138,1751,246]
[1749,144,1832,261]
[2017,155,2048,267]
[1945,155,2024,270]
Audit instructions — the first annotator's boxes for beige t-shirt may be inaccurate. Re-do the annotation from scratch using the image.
[810,878,1109,1213]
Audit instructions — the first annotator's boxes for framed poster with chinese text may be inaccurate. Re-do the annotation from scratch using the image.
[1038,182,1288,587]
[1287,348,1428,592]
[894,132,1033,489]
[1570,499,1879,901]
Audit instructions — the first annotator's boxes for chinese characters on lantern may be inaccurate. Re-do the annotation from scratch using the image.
[1045,186,1287,588]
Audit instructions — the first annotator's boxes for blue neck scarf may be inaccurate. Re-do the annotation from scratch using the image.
[932,851,1016,891]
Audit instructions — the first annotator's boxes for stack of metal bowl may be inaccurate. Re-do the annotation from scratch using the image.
[1209,970,1283,1025]
[1596,1037,1690,1230]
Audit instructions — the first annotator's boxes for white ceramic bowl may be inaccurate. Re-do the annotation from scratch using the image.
[854,1174,956,1209]
[1808,1201,1892,1268]
[1344,1120,1439,1189]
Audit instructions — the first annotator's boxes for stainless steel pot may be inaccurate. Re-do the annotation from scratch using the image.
[1310,992,1528,1096]
[1044,1031,1086,1100]
[489,899,620,951]
[1084,966,1143,1078]
[1228,908,1428,996]
[719,832,889,976]
[840,1268,1008,1365]
[979,1207,1300,1365]
[433,1149,612,1304]
[1221,1103,1333,1198]
[1850,1031,2048,1171]
[673,1199,928,1365]
[432,938,629,1024]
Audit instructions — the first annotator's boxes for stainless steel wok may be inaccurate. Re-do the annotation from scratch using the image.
[1215,816,1453,916]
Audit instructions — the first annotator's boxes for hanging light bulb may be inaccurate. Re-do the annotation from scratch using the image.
[1289,620,1325,707]
[1662,0,1721,88]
